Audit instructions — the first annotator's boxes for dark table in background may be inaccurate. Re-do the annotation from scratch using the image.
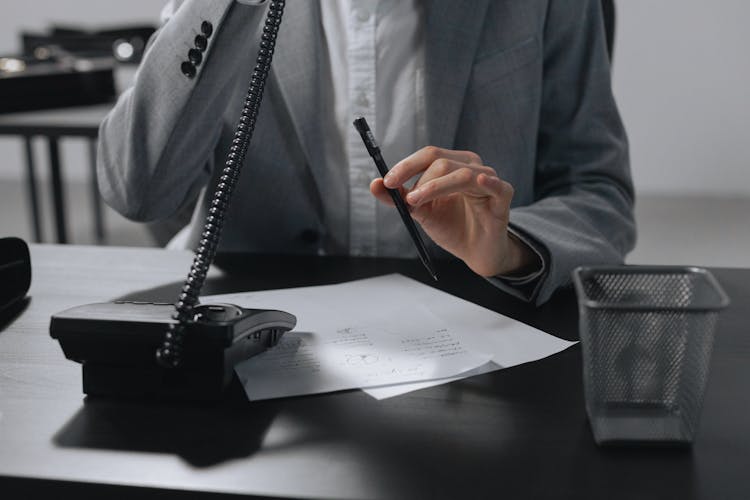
[0,245,748,499]
[0,104,112,244]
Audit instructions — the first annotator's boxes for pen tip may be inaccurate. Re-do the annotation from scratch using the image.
[432,273,439,281]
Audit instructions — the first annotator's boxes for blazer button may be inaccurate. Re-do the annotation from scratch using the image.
[201,21,214,38]
[194,34,208,52]
[300,229,319,244]
[188,48,203,65]
[181,61,197,78]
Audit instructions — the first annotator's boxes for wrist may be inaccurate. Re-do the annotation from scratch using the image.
[498,230,542,277]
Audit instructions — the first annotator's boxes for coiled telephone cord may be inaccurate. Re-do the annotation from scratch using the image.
[156,0,287,368]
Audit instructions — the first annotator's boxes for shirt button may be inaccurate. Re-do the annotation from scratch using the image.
[356,92,369,108]
[355,8,371,23]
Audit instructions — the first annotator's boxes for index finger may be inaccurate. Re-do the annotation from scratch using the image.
[384,146,483,188]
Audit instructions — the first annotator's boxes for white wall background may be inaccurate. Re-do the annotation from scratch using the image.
[0,0,749,196]
[613,0,750,196]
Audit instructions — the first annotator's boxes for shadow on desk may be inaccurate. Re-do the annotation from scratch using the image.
[53,378,278,467]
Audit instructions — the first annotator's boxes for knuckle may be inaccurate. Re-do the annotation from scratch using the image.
[456,167,474,184]
[420,182,436,198]
[422,145,441,162]
[433,158,452,176]
[465,151,482,164]
[501,180,515,198]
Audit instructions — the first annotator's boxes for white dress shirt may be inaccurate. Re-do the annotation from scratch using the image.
[319,0,425,256]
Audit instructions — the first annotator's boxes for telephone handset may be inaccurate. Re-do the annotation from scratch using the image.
[49,1,294,400]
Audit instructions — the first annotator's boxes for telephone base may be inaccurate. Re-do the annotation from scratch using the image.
[50,301,296,401]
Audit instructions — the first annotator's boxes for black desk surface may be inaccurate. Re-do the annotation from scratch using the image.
[0,245,748,499]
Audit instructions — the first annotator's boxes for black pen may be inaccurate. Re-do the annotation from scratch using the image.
[353,117,438,281]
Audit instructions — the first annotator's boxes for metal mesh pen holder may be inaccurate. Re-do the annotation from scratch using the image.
[572,266,729,445]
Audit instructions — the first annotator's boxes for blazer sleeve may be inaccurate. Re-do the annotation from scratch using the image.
[503,0,636,304]
[97,0,268,221]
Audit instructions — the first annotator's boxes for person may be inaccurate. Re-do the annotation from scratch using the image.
[98,0,635,305]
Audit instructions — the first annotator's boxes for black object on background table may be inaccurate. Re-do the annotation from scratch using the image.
[0,244,748,499]
[0,54,116,114]
[21,24,156,64]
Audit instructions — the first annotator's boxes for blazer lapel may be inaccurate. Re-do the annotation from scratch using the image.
[270,0,326,176]
[424,0,490,148]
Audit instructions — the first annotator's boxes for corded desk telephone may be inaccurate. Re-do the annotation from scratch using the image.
[49,1,295,400]
[51,302,295,399]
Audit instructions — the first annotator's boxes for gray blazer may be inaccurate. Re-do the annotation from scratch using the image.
[98,0,635,304]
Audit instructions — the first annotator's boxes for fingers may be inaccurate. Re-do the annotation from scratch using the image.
[384,146,483,189]
[370,178,407,207]
[372,145,512,215]
[411,158,497,190]
[407,170,513,211]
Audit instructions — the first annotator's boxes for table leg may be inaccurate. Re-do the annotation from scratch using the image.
[47,137,68,244]
[23,137,43,243]
[88,139,105,244]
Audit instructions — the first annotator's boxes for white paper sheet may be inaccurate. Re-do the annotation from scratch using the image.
[203,274,575,400]
[231,307,491,400]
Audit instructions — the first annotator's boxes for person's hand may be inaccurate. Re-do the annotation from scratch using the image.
[370,146,538,277]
